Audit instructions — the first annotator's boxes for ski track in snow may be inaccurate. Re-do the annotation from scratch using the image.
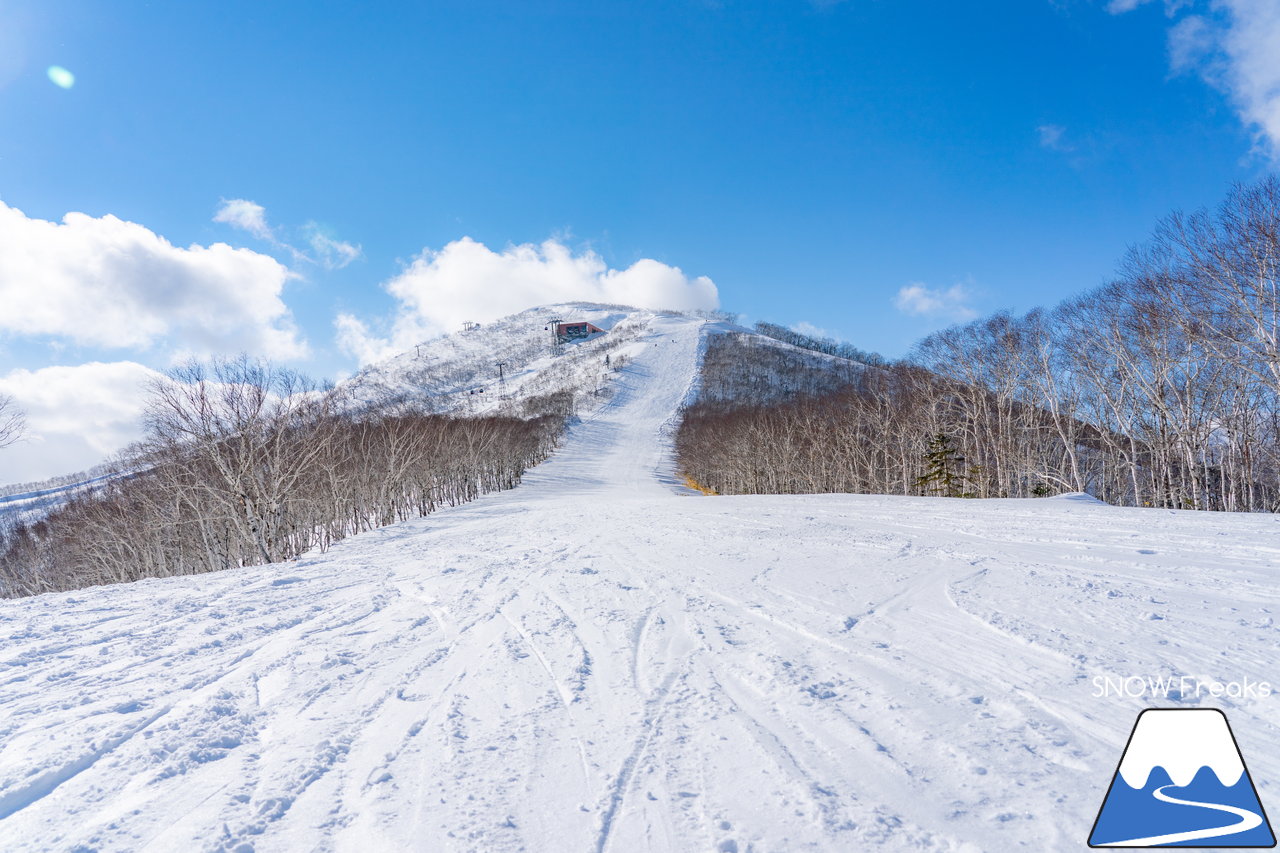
[2,314,1280,851]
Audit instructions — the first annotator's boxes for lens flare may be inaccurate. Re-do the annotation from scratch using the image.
[46,66,75,89]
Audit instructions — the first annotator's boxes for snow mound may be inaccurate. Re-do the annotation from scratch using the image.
[1048,492,1107,504]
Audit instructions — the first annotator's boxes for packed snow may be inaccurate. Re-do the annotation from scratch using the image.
[2,312,1279,852]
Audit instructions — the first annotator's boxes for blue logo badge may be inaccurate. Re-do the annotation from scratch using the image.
[1090,708,1275,847]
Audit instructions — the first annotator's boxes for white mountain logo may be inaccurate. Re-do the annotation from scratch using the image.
[1089,708,1275,847]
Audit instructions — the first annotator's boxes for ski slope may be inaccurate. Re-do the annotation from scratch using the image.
[2,313,1280,852]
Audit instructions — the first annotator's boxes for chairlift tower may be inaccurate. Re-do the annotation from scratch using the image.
[547,317,565,355]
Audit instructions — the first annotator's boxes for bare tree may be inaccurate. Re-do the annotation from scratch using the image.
[0,393,24,450]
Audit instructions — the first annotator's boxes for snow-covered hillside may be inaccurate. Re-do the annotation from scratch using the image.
[0,471,122,529]
[338,303,681,416]
[1,311,1278,852]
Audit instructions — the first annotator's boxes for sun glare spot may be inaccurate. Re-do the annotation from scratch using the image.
[47,66,75,89]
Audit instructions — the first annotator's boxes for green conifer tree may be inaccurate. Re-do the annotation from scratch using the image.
[915,433,968,497]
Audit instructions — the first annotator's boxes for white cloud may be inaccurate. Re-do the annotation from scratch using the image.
[0,200,306,360]
[213,198,274,241]
[1037,123,1073,152]
[334,314,389,365]
[0,361,162,483]
[214,199,361,270]
[306,227,362,270]
[1168,14,1216,72]
[1105,0,1192,13]
[1212,0,1280,158]
[894,282,978,322]
[790,321,833,339]
[1111,0,1280,159]
[338,237,719,364]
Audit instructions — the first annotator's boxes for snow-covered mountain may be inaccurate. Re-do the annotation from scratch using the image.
[335,302,869,417]
[337,303,692,416]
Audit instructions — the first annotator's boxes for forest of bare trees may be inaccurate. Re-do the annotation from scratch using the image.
[0,357,567,597]
[680,177,1280,512]
[696,330,868,407]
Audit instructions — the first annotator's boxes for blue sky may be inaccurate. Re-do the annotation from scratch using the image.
[0,0,1277,481]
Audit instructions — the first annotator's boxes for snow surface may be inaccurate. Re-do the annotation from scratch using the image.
[2,313,1280,851]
